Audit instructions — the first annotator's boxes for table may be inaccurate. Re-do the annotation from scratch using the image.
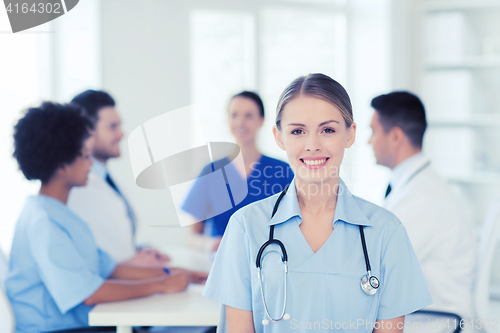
[89,247,220,333]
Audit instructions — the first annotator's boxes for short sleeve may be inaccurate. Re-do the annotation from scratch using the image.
[28,218,106,314]
[181,165,213,221]
[202,214,252,311]
[97,248,117,278]
[377,224,433,320]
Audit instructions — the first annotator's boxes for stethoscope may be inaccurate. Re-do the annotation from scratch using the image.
[256,185,379,326]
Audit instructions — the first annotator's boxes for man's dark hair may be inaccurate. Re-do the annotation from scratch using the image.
[13,102,92,184]
[371,91,427,148]
[231,91,265,118]
[71,90,115,127]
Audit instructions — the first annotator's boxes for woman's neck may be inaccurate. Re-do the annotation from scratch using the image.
[239,141,261,164]
[39,179,71,204]
[229,140,261,165]
[295,177,339,215]
[228,140,262,178]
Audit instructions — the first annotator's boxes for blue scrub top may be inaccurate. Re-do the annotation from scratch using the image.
[203,177,433,332]
[4,195,117,333]
[182,155,293,236]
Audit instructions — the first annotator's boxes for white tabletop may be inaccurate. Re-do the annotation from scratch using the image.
[89,247,220,331]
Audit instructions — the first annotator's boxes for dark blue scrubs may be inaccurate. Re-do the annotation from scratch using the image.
[181,155,294,236]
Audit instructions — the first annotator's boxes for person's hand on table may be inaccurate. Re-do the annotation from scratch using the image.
[169,267,208,284]
[140,247,171,263]
[126,247,171,268]
[187,270,209,284]
[159,269,189,293]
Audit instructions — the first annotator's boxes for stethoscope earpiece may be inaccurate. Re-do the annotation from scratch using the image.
[262,313,290,326]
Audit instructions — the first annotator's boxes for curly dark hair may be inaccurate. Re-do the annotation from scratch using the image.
[13,102,93,184]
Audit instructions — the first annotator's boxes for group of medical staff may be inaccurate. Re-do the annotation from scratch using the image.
[3,72,477,333]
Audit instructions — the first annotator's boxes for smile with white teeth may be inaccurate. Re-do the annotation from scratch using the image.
[302,158,327,166]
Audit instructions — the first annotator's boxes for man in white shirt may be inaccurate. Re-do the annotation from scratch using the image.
[368,91,477,319]
[68,90,169,267]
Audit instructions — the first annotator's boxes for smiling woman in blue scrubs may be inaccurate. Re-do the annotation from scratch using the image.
[182,91,293,251]
[202,74,432,332]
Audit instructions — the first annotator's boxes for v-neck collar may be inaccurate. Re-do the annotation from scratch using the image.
[269,177,373,227]
[293,216,336,255]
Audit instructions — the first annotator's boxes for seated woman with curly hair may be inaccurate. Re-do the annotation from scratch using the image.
[4,102,207,333]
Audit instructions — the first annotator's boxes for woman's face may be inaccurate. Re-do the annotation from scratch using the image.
[228,96,264,145]
[60,137,93,187]
[273,96,356,185]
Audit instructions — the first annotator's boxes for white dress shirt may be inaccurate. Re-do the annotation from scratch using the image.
[67,158,136,263]
[384,152,477,319]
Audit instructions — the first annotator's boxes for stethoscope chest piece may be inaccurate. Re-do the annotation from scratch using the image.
[360,272,379,296]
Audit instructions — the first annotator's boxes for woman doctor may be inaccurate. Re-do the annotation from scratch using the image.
[182,91,293,252]
[202,73,432,333]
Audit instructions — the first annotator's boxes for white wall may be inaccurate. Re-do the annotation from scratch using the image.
[54,0,102,101]
[100,0,193,248]
[343,0,392,205]
[390,0,418,90]
[0,17,46,256]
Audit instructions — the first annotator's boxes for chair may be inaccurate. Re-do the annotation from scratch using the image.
[0,247,15,333]
[474,198,500,330]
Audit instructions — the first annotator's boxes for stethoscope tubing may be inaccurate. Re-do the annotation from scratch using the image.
[256,181,380,325]
[257,261,288,324]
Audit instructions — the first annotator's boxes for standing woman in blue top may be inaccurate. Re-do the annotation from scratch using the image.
[182,91,294,252]
[202,74,433,333]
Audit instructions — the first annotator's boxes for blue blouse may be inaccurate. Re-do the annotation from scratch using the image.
[181,154,293,236]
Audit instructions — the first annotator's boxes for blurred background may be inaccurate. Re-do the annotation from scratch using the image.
[1,0,499,302]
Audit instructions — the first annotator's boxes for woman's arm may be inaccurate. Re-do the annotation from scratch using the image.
[110,265,208,284]
[83,270,189,305]
[192,221,205,234]
[110,264,165,280]
[373,316,405,333]
[124,247,171,268]
[226,305,255,333]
